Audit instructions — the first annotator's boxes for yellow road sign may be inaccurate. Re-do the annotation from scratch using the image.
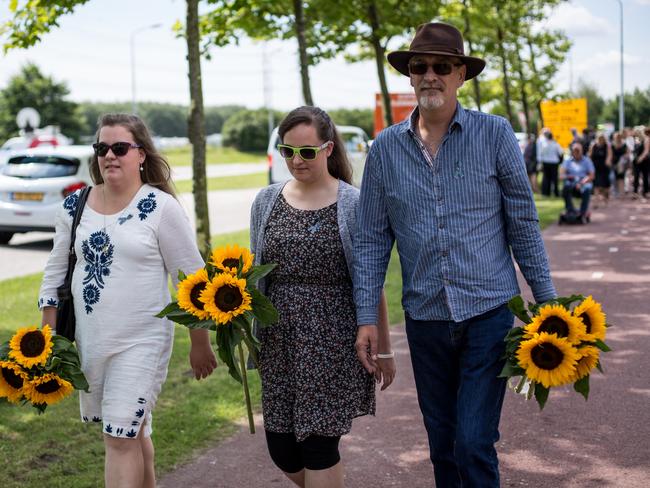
[540,98,588,149]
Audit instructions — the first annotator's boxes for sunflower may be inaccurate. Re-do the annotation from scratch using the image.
[524,304,586,345]
[200,273,252,324]
[177,268,211,320]
[9,325,53,368]
[516,332,580,388]
[209,244,254,275]
[573,296,607,342]
[0,360,27,403]
[22,373,73,406]
[568,345,600,383]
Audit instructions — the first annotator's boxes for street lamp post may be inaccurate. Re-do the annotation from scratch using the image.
[130,23,162,114]
[616,0,625,130]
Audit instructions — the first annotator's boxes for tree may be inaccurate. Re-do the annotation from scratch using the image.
[601,87,650,128]
[0,63,85,142]
[222,108,284,151]
[573,80,605,128]
[2,0,212,257]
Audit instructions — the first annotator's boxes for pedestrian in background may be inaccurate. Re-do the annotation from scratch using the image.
[588,133,613,207]
[537,129,564,197]
[524,133,539,193]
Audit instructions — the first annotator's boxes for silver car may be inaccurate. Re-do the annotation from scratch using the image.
[0,146,94,244]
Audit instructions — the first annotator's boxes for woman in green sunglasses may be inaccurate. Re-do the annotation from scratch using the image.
[250,106,395,488]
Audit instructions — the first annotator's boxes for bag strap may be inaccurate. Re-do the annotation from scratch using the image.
[64,186,92,279]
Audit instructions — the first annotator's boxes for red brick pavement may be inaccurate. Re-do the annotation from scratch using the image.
[159,199,650,488]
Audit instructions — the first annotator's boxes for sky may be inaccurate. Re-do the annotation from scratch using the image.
[0,0,649,112]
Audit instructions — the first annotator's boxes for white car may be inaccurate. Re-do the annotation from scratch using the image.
[267,125,370,187]
[0,146,94,244]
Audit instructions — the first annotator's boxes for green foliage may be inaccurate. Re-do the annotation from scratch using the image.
[0,63,85,142]
[221,108,284,152]
[601,87,650,128]
[574,80,605,128]
[329,108,374,138]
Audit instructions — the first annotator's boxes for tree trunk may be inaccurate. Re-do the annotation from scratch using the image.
[527,35,543,132]
[462,0,481,111]
[515,46,531,134]
[368,0,392,127]
[496,24,515,127]
[293,0,314,106]
[186,0,211,259]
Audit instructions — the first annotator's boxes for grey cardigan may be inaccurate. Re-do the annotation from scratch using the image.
[249,180,360,295]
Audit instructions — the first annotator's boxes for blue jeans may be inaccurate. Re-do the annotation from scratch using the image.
[405,303,514,487]
[563,181,592,215]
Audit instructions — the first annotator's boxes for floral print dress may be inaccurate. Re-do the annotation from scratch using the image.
[259,194,375,442]
[39,184,203,438]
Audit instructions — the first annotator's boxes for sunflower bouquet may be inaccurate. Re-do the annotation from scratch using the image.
[156,244,278,433]
[0,325,89,413]
[499,295,611,409]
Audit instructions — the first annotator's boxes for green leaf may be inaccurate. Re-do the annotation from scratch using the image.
[249,287,279,325]
[534,383,550,409]
[245,263,277,284]
[596,361,604,374]
[0,342,10,360]
[156,301,181,318]
[498,361,526,378]
[573,375,590,401]
[177,269,187,282]
[594,339,611,352]
[554,294,585,309]
[508,296,531,324]
[215,326,242,383]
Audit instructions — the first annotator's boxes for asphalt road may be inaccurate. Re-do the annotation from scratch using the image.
[159,198,650,488]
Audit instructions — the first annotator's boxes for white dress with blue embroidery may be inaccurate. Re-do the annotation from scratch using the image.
[39,184,204,439]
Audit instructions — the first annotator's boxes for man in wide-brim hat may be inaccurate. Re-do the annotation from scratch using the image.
[354,22,557,487]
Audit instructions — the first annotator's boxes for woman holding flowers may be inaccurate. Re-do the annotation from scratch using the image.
[38,114,217,488]
[250,106,395,488]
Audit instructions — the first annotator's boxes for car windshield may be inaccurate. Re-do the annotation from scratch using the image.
[2,155,80,178]
[340,132,367,153]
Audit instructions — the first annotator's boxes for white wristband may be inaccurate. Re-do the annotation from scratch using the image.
[376,352,395,359]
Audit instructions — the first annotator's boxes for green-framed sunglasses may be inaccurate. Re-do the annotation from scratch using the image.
[277,142,330,161]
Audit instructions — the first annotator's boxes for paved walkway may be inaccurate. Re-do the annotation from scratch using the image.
[159,198,650,488]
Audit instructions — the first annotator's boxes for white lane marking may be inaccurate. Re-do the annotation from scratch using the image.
[592,272,604,279]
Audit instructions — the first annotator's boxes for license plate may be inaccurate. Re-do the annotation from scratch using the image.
[12,192,44,202]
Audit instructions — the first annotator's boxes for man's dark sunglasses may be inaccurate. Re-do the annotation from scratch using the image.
[93,141,142,157]
[408,61,463,76]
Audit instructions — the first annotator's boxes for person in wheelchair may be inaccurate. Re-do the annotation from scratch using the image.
[560,143,595,221]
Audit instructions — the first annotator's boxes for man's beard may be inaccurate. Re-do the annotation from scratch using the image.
[418,92,445,110]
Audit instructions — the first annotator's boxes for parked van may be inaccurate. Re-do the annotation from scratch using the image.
[267,125,370,187]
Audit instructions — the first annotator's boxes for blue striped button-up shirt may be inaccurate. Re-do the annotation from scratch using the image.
[354,104,556,324]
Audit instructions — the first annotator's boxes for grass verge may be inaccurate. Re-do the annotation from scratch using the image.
[162,146,265,167]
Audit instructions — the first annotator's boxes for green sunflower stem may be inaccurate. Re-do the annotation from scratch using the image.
[238,343,255,434]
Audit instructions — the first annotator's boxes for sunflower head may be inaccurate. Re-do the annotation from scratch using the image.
[516,332,580,388]
[200,273,252,325]
[0,360,28,403]
[209,245,254,275]
[573,296,607,342]
[9,325,53,368]
[22,373,73,406]
[568,345,600,383]
[177,268,211,320]
[524,304,586,345]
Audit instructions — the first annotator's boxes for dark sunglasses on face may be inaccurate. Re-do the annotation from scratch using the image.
[408,61,463,76]
[92,141,142,157]
[277,142,330,161]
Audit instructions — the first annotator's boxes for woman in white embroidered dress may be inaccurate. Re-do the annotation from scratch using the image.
[38,114,217,488]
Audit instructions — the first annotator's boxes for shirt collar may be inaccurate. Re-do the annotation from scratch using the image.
[403,102,466,135]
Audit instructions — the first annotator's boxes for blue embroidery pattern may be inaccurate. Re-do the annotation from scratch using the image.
[136,193,157,220]
[81,230,114,314]
[46,298,58,306]
[63,192,79,217]
[118,214,133,225]
[101,401,147,438]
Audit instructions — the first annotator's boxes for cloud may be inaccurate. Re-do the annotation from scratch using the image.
[635,0,650,6]
[575,50,645,72]
[543,3,613,36]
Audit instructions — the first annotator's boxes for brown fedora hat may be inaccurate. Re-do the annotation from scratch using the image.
[387,22,485,80]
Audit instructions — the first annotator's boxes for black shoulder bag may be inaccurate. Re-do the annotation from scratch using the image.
[56,186,92,341]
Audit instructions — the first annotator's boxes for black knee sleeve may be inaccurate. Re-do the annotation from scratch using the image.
[265,430,304,473]
[299,435,341,471]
